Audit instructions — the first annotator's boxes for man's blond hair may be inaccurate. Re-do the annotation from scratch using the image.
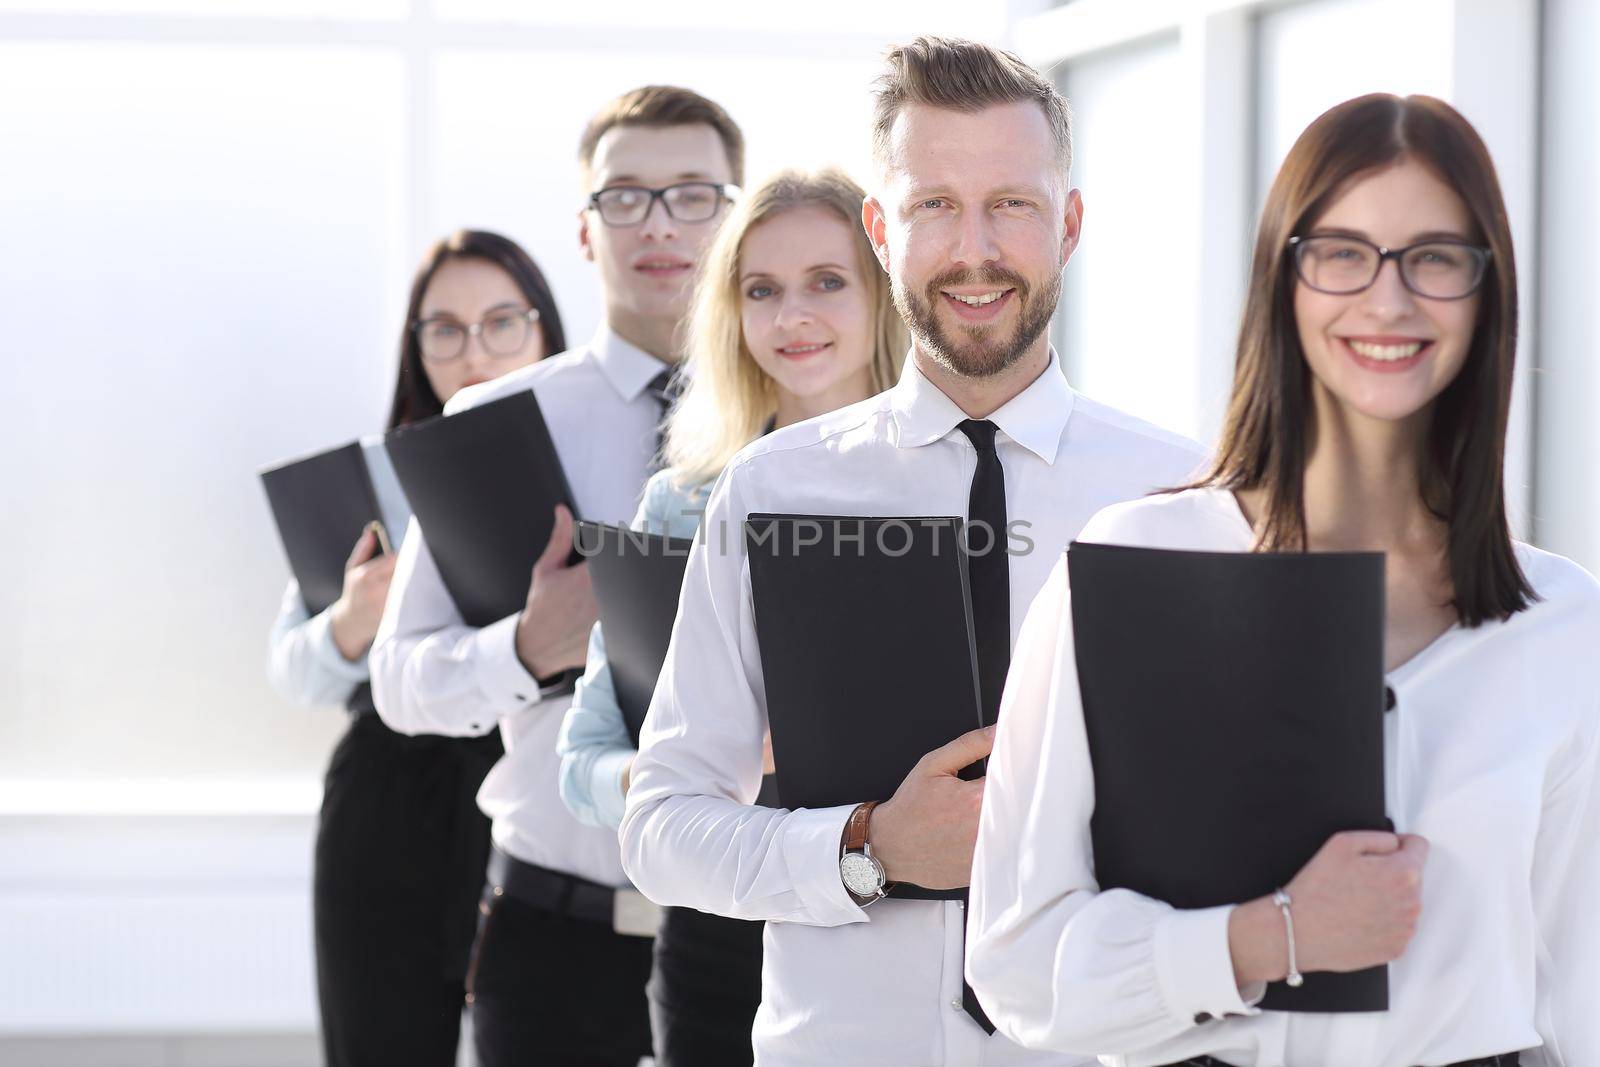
[578,85,745,187]
[871,36,1072,174]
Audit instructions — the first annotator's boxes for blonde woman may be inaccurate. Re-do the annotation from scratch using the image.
[556,166,905,1066]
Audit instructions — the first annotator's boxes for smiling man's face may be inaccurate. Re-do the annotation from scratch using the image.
[867,100,1081,379]
[579,122,733,351]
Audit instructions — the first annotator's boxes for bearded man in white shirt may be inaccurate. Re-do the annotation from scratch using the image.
[369,86,742,1067]
[619,37,1207,1067]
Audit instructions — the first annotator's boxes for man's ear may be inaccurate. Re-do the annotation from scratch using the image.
[862,195,891,274]
[1060,187,1084,268]
[577,206,595,264]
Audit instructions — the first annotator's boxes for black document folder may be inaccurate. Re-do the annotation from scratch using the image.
[1067,541,1388,1012]
[384,390,577,627]
[260,441,384,617]
[575,522,694,746]
[746,514,984,900]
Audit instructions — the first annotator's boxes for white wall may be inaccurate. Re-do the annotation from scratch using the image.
[0,2,1005,793]
[1532,0,1600,567]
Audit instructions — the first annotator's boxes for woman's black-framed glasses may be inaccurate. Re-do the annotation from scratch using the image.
[412,307,540,363]
[1288,234,1490,300]
[587,181,739,227]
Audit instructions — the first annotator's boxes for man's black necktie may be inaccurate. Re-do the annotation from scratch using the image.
[645,368,682,470]
[957,419,1010,729]
[955,418,1008,1035]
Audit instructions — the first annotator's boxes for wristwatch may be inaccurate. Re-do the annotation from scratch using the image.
[839,801,888,905]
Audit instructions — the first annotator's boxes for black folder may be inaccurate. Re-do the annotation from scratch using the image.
[259,441,384,617]
[1067,541,1388,1012]
[746,514,984,900]
[575,522,694,746]
[384,390,577,627]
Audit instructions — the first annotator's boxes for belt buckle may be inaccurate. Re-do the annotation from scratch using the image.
[612,888,662,937]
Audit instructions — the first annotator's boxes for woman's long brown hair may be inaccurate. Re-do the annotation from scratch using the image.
[386,229,567,430]
[1195,93,1533,627]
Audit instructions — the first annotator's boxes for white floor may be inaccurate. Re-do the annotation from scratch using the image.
[0,1034,323,1067]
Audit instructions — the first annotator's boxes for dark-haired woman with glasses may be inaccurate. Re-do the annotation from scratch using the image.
[267,229,566,1067]
[967,95,1598,1067]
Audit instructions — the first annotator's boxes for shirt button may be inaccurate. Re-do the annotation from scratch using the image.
[950,999,964,1012]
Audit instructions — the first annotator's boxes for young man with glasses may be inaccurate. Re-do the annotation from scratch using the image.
[370,85,741,1067]
[619,38,1206,1066]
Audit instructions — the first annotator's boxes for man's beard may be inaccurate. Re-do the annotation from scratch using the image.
[893,264,1060,379]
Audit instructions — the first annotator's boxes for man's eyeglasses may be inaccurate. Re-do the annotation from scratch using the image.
[587,182,738,228]
[1288,234,1491,300]
[412,307,540,363]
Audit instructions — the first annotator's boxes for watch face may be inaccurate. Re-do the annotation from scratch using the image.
[840,851,884,897]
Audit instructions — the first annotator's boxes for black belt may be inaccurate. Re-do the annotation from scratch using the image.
[1173,1055,1519,1067]
[485,847,616,926]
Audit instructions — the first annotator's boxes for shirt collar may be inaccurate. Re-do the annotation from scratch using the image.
[889,347,1075,464]
[592,323,674,402]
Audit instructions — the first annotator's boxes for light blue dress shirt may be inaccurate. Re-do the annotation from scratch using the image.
[556,469,711,828]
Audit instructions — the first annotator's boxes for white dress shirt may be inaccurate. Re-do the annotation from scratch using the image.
[966,487,1600,1067]
[370,325,669,886]
[266,436,411,709]
[619,351,1206,1067]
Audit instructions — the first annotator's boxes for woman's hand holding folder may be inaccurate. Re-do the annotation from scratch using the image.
[1228,830,1430,986]
[328,522,397,663]
[514,505,599,680]
[866,725,996,891]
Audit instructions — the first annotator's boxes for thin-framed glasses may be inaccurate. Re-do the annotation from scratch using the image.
[1288,234,1491,300]
[587,182,739,227]
[412,307,540,363]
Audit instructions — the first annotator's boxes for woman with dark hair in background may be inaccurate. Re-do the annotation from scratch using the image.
[968,94,1598,1067]
[267,229,566,1066]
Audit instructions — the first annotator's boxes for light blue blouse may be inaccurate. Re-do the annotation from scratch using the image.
[556,468,712,827]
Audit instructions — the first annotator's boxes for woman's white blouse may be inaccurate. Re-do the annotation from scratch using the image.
[966,487,1600,1067]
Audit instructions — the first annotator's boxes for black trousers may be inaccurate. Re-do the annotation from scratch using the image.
[313,706,502,1067]
[648,906,765,1067]
[467,887,655,1067]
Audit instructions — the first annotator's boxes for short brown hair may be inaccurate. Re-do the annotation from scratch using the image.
[577,85,745,187]
[1194,93,1533,626]
[872,36,1072,173]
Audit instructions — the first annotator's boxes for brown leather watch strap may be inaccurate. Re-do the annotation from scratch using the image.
[844,801,878,852]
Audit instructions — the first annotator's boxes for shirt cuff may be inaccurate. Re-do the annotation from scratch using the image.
[1152,904,1264,1024]
[307,610,372,682]
[590,747,634,829]
[779,803,869,926]
[469,613,542,711]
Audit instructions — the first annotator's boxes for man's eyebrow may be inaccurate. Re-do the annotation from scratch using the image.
[598,172,716,186]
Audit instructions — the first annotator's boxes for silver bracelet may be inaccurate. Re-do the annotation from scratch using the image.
[1272,887,1304,987]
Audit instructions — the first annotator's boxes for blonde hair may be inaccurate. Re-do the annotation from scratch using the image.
[664,167,907,486]
[871,36,1072,173]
